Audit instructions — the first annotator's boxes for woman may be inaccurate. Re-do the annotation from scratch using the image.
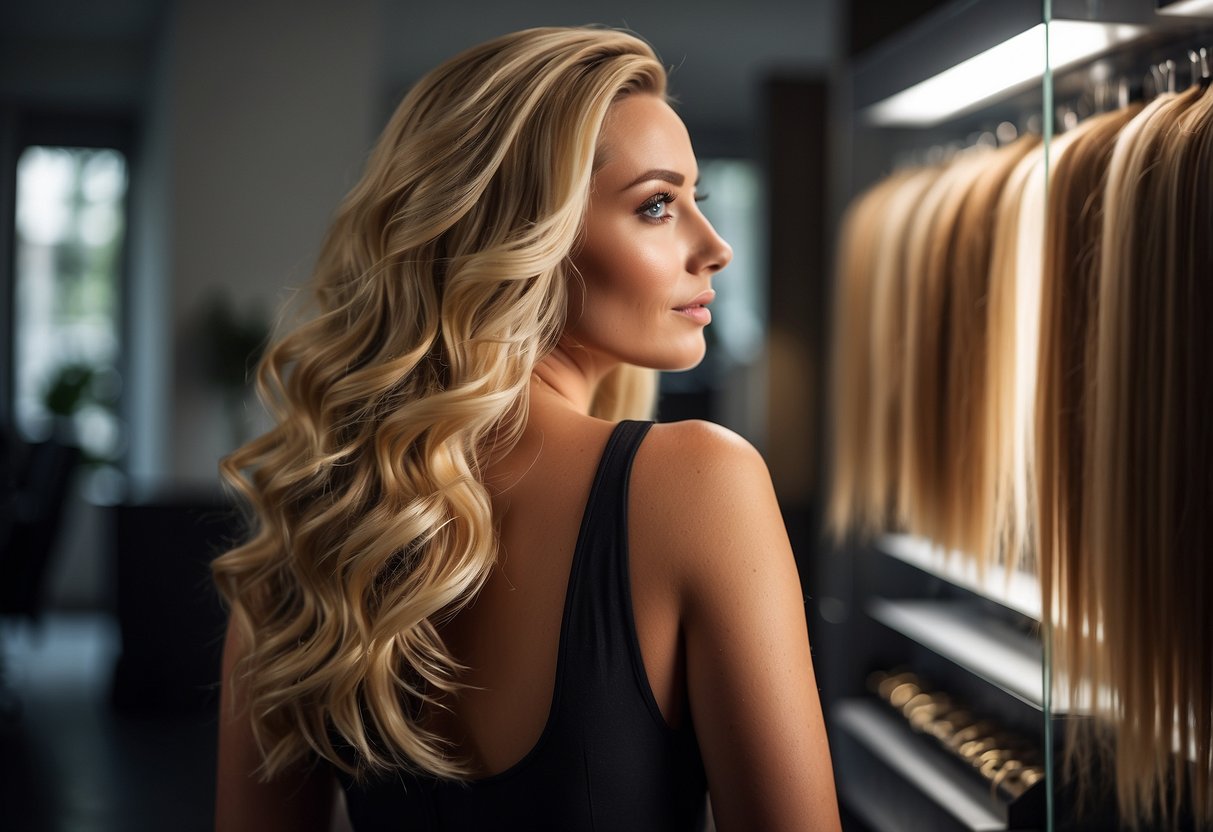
[214,26,841,832]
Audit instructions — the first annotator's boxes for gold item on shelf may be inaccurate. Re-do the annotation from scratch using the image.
[889,681,923,709]
[992,759,1025,791]
[901,691,938,717]
[946,720,998,751]
[958,737,1000,761]
[926,709,976,741]
[868,667,1046,801]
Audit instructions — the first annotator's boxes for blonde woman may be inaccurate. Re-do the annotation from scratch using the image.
[213,27,840,832]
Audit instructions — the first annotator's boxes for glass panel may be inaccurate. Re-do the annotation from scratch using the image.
[14,146,127,475]
[1042,10,1056,832]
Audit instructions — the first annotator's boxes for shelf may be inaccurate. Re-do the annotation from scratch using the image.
[833,698,1030,832]
[867,597,1051,711]
[877,534,1042,620]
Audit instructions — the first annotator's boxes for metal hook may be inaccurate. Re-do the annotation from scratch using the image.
[1146,63,1162,98]
[1093,78,1110,113]
[1058,101,1079,132]
[1165,59,1177,94]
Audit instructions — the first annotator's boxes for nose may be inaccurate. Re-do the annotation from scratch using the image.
[691,211,733,275]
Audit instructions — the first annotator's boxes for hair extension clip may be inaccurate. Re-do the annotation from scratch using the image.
[1181,50,1212,90]
[1148,60,1177,97]
[1117,77,1131,108]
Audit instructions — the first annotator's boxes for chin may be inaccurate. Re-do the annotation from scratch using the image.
[645,343,707,373]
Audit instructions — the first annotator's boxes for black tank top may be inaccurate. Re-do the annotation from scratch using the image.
[335,419,708,830]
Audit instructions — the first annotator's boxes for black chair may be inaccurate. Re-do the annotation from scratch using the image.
[110,493,236,714]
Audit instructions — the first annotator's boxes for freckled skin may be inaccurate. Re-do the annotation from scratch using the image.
[563,94,733,373]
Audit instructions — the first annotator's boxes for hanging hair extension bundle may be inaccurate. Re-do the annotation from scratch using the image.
[1033,101,1142,745]
[898,148,991,546]
[941,134,1039,561]
[1084,82,1213,829]
[827,172,912,540]
[831,74,1213,828]
[863,167,941,536]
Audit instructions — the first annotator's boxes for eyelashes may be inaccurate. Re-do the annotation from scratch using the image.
[637,192,676,221]
[636,190,711,223]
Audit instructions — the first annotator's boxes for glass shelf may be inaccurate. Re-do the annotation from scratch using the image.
[876,534,1042,620]
[867,596,1051,711]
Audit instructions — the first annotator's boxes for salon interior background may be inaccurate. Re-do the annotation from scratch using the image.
[0,0,946,612]
[1,2,944,829]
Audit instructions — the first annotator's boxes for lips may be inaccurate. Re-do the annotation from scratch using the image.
[673,289,715,311]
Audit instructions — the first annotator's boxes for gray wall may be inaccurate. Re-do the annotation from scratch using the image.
[2,0,839,606]
[162,0,378,488]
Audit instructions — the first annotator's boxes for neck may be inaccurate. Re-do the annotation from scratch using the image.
[530,339,617,416]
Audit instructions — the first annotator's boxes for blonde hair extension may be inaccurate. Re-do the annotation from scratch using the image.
[940,134,1039,560]
[982,140,1043,570]
[899,148,991,543]
[211,27,665,783]
[827,172,910,539]
[862,166,942,535]
[1087,84,1211,828]
[1033,105,1141,782]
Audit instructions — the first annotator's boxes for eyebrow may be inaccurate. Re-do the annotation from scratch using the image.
[621,168,687,191]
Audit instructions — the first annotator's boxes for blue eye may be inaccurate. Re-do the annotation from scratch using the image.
[638,192,675,221]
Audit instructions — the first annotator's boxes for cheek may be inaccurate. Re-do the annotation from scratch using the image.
[574,220,676,313]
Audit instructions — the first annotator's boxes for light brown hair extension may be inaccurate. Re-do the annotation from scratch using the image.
[1086,84,1212,828]
[827,171,911,539]
[1034,104,1141,775]
[862,167,942,534]
[940,135,1039,559]
[898,149,991,541]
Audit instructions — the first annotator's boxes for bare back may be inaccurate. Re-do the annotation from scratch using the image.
[424,407,686,778]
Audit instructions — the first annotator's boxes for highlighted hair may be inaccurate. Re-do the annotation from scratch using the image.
[212,27,665,782]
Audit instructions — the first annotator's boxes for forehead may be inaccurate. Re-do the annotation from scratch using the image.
[594,94,696,181]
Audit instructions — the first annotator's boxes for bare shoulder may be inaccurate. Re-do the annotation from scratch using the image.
[638,418,769,491]
[631,419,784,598]
[634,419,842,830]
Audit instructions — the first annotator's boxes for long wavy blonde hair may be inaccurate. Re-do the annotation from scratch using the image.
[212,27,665,784]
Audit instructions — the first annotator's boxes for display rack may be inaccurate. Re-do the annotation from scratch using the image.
[827,2,1213,830]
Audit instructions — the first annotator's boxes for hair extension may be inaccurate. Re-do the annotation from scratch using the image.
[1033,104,1142,769]
[1086,84,1211,828]
[1169,80,1213,828]
[826,171,911,539]
[898,148,992,542]
[981,138,1044,573]
[862,166,942,535]
[939,134,1039,560]
[211,27,666,783]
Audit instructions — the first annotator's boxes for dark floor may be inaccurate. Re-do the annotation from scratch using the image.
[0,613,216,832]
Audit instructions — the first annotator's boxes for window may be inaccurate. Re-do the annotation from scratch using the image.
[13,145,127,484]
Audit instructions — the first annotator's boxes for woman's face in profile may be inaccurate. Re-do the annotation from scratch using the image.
[565,93,733,372]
